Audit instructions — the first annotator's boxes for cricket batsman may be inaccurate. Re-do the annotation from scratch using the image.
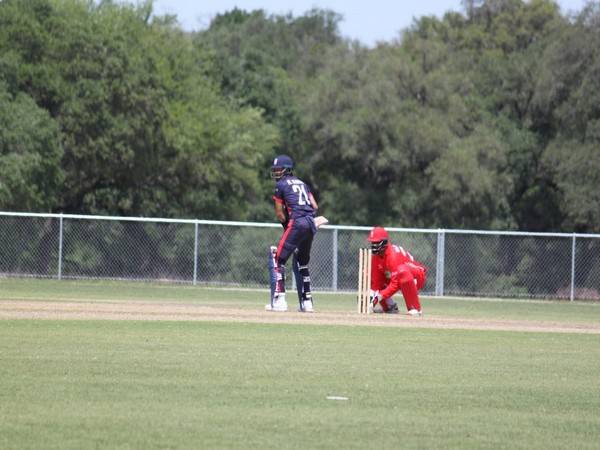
[367,226,427,316]
[265,154,325,313]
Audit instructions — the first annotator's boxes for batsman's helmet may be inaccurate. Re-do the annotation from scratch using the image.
[368,226,389,254]
[271,154,294,180]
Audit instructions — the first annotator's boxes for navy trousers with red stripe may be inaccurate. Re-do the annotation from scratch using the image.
[274,216,316,297]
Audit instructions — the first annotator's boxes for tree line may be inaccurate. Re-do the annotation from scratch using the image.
[1,0,599,232]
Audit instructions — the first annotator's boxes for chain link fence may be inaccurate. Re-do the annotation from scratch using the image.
[1,212,599,300]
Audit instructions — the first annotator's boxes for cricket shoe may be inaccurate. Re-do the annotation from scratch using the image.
[299,298,314,313]
[407,309,422,317]
[265,294,288,312]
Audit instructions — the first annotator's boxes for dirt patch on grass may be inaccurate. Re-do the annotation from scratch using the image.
[1,300,599,334]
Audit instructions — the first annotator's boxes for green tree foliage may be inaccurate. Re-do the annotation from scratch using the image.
[295,42,454,226]
[534,4,600,232]
[195,7,344,210]
[0,0,598,232]
[427,124,514,229]
[0,0,277,219]
[0,84,63,210]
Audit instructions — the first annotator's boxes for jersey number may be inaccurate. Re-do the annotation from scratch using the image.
[292,184,311,205]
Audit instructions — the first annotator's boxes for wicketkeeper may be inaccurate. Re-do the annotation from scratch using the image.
[367,226,427,316]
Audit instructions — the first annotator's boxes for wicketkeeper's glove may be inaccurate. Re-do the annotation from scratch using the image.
[370,290,382,307]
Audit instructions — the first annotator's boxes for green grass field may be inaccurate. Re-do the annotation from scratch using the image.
[1,278,600,449]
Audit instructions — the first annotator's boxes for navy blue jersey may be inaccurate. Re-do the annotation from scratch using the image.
[273,175,315,219]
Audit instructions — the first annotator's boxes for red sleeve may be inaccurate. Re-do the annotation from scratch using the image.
[370,255,387,291]
[379,246,404,299]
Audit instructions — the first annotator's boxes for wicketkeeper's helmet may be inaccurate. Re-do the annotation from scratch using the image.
[271,154,294,180]
[368,226,389,254]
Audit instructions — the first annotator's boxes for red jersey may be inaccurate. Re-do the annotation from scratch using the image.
[371,244,427,299]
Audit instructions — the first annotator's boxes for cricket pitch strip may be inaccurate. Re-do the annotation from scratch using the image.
[1,300,599,334]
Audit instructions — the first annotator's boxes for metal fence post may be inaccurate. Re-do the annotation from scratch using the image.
[570,234,576,302]
[332,228,338,291]
[435,229,445,297]
[193,221,199,285]
[58,214,63,280]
